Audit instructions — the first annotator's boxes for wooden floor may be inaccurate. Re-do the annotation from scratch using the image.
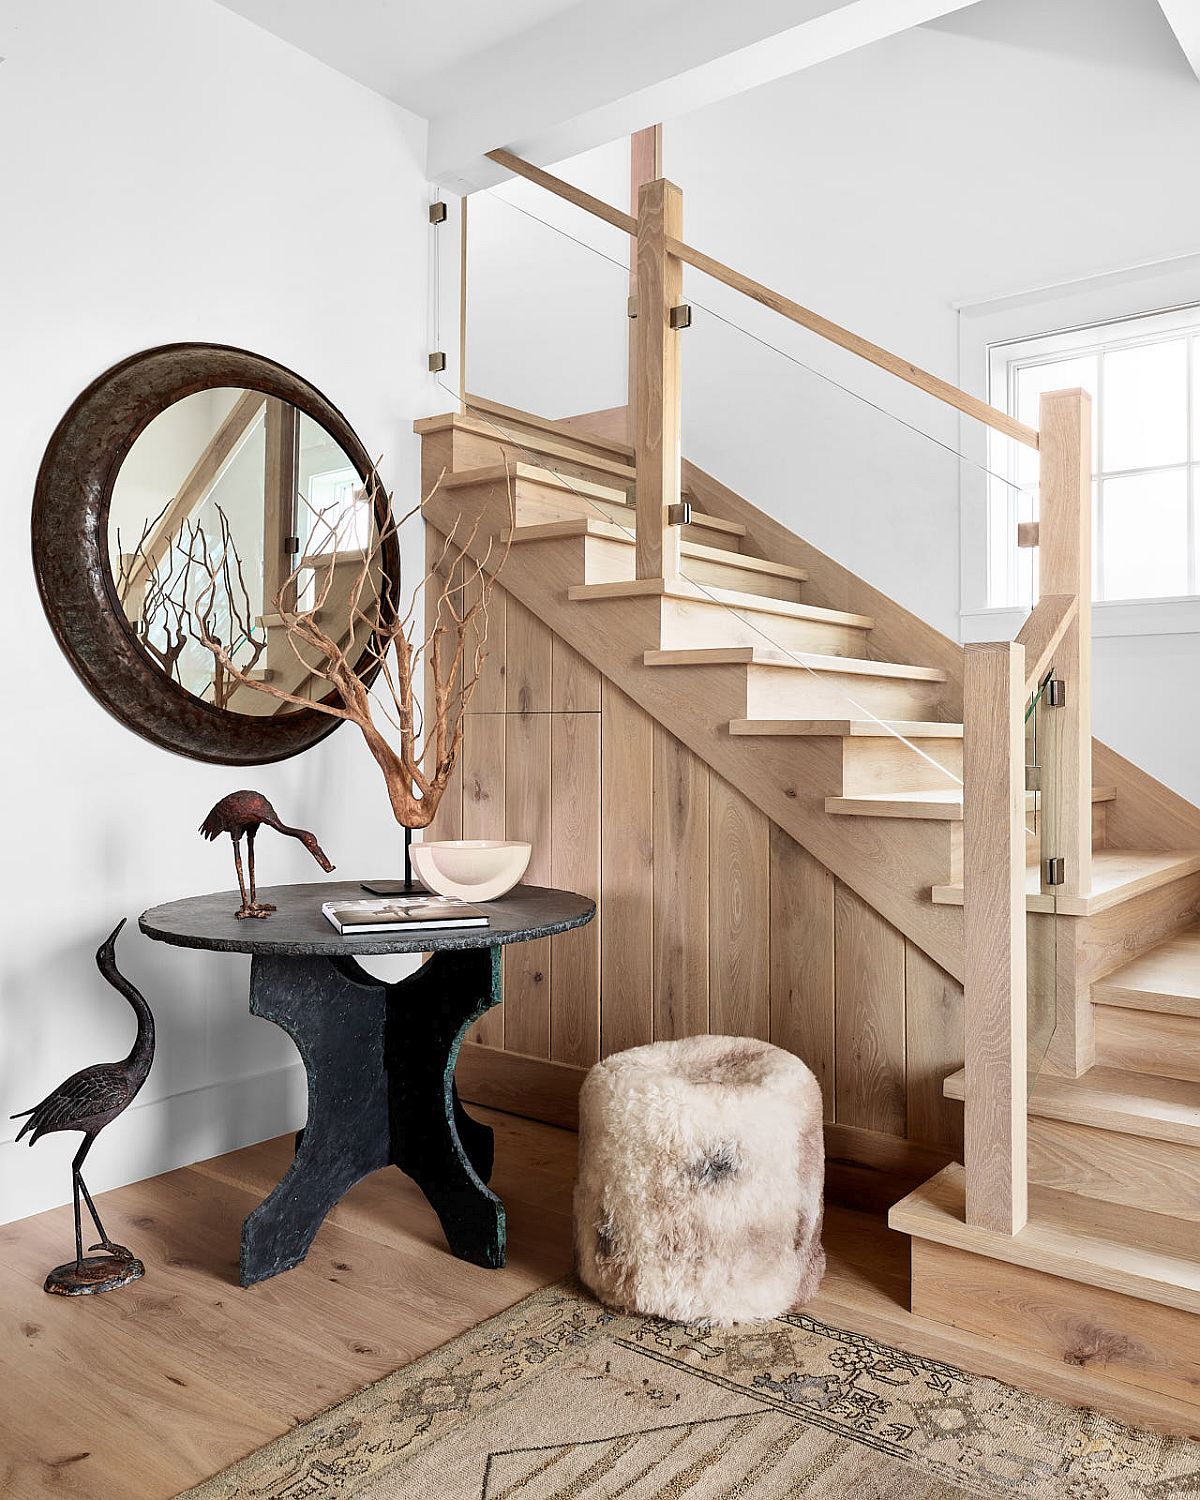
[2,1112,1195,1500]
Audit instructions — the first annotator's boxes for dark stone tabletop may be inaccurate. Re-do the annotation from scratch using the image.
[139,881,595,957]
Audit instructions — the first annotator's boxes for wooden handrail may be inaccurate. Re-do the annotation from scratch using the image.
[485,148,1039,449]
[1015,592,1077,699]
[486,149,638,235]
[667,238,1040,450]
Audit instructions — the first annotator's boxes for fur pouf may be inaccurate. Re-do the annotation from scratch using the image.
[574,1035,825,1325]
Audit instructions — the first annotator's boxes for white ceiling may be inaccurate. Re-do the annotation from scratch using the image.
[213,0,1197,185]
[212,0,674,122]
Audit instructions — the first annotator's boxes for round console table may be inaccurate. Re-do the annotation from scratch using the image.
[140,881,595,1287]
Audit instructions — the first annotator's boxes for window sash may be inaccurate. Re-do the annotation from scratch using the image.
[987,304,1200,608]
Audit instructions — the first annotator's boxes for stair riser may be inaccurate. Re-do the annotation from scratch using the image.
[1080,872,1200,987]
[840,736,962,796]
[583,535,802,602]
[514,490,741,553]
[743,667,944,724]
[655,598,868,657]
[911,1239,1200,1408]
[1029,1116,1200,1223]
[464,407,630,464]
[1095,1006,1200,1085]
[448,427,633,490]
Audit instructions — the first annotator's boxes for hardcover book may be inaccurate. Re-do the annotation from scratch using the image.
[321,896,489,935]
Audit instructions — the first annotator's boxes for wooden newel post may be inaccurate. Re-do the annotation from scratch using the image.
[963,639,1028,1235]
[1037,388,1092,899]
[634,177,684,583]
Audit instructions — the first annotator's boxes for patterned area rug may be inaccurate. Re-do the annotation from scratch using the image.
[182,1282,1200,1498]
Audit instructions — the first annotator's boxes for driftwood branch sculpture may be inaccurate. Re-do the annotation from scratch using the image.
[116,503,268,704]
[183,470,512,829]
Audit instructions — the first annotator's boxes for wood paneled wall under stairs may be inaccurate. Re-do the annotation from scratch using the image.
[430,581,965,1169]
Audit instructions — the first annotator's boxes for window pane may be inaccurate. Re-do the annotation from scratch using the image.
[1014,355,1098,487]
[1193,337,1200,456]
[1103,340,1187,472]
[1101,470,1188,599]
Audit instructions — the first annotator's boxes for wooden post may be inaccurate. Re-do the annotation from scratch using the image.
[459,194,469,414]
[634,177,683,583]
[963,640,1028,1236]
[627,125,662,443]
[1037,388,1092,899]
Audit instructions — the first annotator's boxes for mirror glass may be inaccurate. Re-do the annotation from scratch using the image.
[107,389,381,716]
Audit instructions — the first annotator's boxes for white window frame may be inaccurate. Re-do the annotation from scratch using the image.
[957,253,1200,641]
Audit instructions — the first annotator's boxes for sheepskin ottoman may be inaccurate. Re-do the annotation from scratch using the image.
[574,1034,824,1325]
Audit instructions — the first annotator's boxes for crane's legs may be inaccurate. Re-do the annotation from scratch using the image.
[72,1136,133,1262]
[246,830,275,915]
[234,833,274,920]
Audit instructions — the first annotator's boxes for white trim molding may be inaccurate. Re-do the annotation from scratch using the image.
[962,597,1200,644]
[957,254,1200,639]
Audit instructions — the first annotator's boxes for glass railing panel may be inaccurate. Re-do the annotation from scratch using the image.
[464,171,631,424]
[1026,669,1062,1089]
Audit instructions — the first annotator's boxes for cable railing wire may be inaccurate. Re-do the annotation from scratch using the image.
[480,188,1024,495]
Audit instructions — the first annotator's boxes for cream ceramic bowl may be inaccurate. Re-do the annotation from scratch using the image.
[410,839,532,902]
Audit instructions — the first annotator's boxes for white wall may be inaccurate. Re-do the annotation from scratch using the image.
[0,0,439,1223]
[467,0,1200,800]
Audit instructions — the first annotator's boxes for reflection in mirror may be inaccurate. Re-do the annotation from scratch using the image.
[108,389,381,716]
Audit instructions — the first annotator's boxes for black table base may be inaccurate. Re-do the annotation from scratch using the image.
[241,947,504,1287]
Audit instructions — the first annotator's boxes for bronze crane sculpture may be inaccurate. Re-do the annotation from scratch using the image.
[200,790,334,919]
[11,919,155,1294]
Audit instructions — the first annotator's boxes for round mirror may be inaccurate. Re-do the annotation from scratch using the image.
[33,344,399,763]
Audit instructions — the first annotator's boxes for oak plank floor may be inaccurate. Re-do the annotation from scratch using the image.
[0,1108,578,1500]
[4,1107,1195,1498]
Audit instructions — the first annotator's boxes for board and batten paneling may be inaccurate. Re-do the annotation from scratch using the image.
[428,578,964,1155]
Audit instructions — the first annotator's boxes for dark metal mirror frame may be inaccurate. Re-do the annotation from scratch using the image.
[32,343,399,765]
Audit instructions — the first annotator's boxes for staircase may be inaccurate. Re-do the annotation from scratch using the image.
[419,394,1200,1428]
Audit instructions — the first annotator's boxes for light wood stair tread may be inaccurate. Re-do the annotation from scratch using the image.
[1094,923,1200,1015]
[943,1064,1200,1146]
[932,848,1200,916]
[567,578,873,629]
[462,393,635,460]
[889,1162,1200,1317]
[644,646,947,682]
[414,412,636,481]
[729,719,964,738]
[503,516,803,580]
[445,463,747,540]
[830,784,1114,822]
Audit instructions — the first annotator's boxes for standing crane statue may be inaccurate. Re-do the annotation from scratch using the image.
[11,919,155,1295]
[200,790,335,919]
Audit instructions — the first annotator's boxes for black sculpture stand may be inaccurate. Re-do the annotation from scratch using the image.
[241,946,503,1287]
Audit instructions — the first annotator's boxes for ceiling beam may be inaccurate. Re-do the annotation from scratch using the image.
[1158,0,1200,81]
[430,0,983,190]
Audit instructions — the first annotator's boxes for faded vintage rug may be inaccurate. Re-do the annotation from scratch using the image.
[182,1282,1200,1498]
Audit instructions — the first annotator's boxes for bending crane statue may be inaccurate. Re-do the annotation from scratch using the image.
[200,790,334,919]
[12,920,155,1294]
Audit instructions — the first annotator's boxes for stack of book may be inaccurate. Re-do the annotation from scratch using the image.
[322,895,489,935]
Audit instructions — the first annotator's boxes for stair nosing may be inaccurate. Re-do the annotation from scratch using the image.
[504,517,806,580]
[942,1064,1200,1147]
[889,1162,1200,1317]
[644,646,947,683]
[413,413,636,479]
[566,579,873,630]
[729,719,964,738]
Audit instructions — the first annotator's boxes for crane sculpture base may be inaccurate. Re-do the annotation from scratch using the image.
[45,1253,145,1296]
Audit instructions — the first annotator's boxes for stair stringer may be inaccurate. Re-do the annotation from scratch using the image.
[423,483,965,981]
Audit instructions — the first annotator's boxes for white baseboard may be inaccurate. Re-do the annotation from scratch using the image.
[0,1062,307,1227]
